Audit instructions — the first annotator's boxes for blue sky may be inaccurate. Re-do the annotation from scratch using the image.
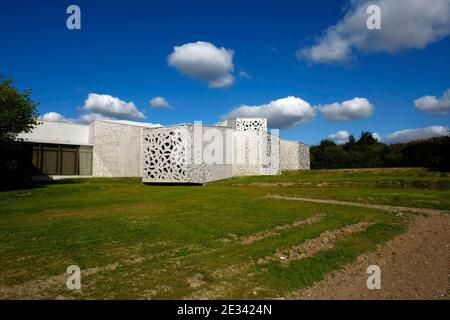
[1,0,449,144]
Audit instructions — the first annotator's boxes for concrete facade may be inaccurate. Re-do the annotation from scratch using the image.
[280,140,310,170]
[18,121,90,146]
[89,121,145,177]
[229,122,280,177]
[18,117,309,182]
[142,125,233,184]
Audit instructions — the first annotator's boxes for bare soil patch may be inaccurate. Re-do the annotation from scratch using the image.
[241,214,325,244]
[287,214,450,300]
[189,222,373,299]
[187,273,206,289]
[259,222,373,264]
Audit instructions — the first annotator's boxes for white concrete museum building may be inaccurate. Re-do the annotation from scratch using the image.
[17,118,310,183]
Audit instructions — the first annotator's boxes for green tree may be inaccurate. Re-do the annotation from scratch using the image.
[311,133,449,171]
[343,134,356,151]
[318,139,337,148]
[357,131,378,146]
[384,143,404,167]
[348,134,356,145]
[0,76,39,146]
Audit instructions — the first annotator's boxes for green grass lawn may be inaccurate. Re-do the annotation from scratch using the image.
[0,168,447,299]
[214,168,450,210]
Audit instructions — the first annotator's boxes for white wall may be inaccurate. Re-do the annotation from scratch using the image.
[231,131,264,176]
[89,121,144,177]
[280,140,310,170]
[17,121,90,145]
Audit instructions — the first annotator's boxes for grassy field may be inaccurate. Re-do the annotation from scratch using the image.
[0,168,448,299]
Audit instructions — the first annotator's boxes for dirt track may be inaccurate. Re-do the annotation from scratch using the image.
[265,194,450,215]
[287,213,450,300]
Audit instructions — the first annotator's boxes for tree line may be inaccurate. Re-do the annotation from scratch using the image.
[310,131,450,171]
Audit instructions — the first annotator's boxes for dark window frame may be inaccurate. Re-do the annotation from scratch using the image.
[30,143,92,176]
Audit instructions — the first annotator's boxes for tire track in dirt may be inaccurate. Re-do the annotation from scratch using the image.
[241,214,325,244]
[264,195,449,215]
[258,221,373,264]
[188,221,373,299]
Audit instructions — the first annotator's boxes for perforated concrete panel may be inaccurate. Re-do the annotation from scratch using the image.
[142,125,233,184]
[280,140,310,170]
[222,118,267,132]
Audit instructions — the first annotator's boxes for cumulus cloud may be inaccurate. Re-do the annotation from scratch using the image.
[224,96,316,129]
[319,97,374,121]
[329,130,350,144]
[39,111,116,124]
[82,93,145,120]
[415,88,450,115]
[383,125,449,144]
[40,112,69,122]
[78,113,116,123]
[298,31,352,64]
[40,111,159,126]
[168,41,235,88]
[372,132,382,141]
[94,119,162,127]
[150,96,172,109]
[299,0,450,63]
[40,93,153,125]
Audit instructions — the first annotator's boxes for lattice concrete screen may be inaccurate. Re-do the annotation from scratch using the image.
[220,118,268,132]
[142,125,233,184]
[235,118,267,132]
[143,126,192,182]
[142,118,307,184]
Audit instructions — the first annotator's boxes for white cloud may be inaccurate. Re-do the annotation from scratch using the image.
[415,88,450,115]
[150,96,172,109]
[298,30,352,64]
[329,130,350,144]
[95,119,162,127]
[41,93,151,124]
[78,113,116,123]
[239,70,251,79]
[168,41,235,88]
[40,112,69,122]
[82,93,145,120]
[39,111,160,126]
[383,125,449,143]
[319,97,374,121]
[372,132,382,141]
[224,96,316,129]
[299,0,450,63]
[40,111,112,124]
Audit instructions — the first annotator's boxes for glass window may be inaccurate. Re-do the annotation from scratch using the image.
[30,143,92,176]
